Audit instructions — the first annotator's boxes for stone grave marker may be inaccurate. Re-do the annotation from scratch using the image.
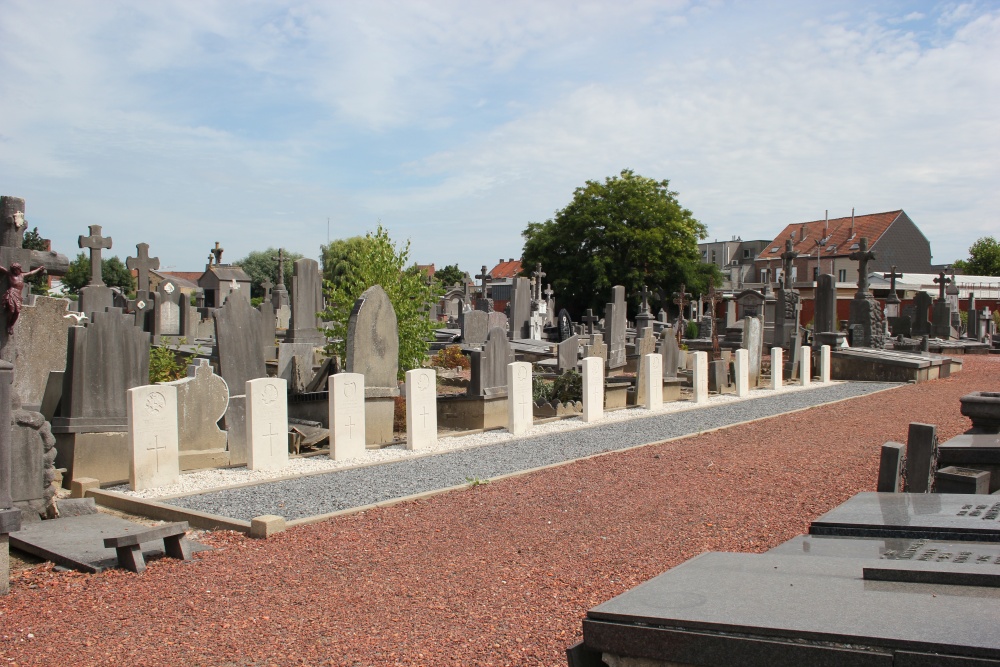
[605,286,627,370]
[557,335,579,372]
[405,369,436,451]
[508,277,531,339]
[877,441,905,492]
[935,466,991,494]
[692,351,708,403]
[819,344,831,383]
[328,373,365,461]
[153,279,182,337]
[246,378,288,471]
[164,359,229,470]
[461,309,489,346]
[771,347,783,390]
[557,309,573,342]
[583,333,607,363]
[911,291,932,337]
[581,357,604,423]
[345,285,399,445]
[733,348,749,397]
[213,293,266,394]
[657,329,679,379]
[741,316,763,387]
[127,384,179,491]
[9,296,73,410]
[641,353,662,410]
[77,225,114,315]
[486,311,508,334]
[905,422,937,493]
[469,328,513,397]
[506,362,532,436]
[286,258,324,345]
[800,346,811,385]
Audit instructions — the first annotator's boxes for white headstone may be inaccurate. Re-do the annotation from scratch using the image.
[800,346,812,386]
[643,353,663,411]
[506,361,533,436]
[128,384,180,491]
[328,373,366,461]
[405,368,437,450]
[581,356,604,423]
[692,351,708,404]
[820,344,831,383]
[771,347,783,390]
[734,348,750,397]
[246,378,289,471]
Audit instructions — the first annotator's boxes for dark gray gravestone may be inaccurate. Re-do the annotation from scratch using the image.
[657,329,679,379]
[582,551,1000,665]
[153,279,182,337]
[508,277,531,339]
[708,359,727,393]
[932,299,953,339]
[286,258,324,345]
[605,285,627,370]
[813,273,838,337]
[809,492,1000,541]
[935,466,991,495]
[911,291,932,337]
[9,296,73,410]
[905,422,938,493]
[770,534,1000,564]
[557,335,579,372]
[345,285,399,392]
[877,441,904,492]
[697,315,713,339]
[461,309,489,346]
[213,295,266,394]
[557,309,573,342]
[469,328,513,397]
[258,299,277,355]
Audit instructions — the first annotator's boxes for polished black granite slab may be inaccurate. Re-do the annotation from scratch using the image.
[770,534,1000,564]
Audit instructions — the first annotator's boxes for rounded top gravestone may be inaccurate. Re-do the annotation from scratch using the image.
[346,285,399,390]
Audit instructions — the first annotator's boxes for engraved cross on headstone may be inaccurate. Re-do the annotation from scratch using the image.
[849,237,876,297]
[934,269,951,301]
[883,265,903,304]
[212,242,224,265]
[271,248,286,287]
[582,309,599,336]
[264,421,282,456]
[780,239,799,290]
[126,243,160,295]
[78,224,112,287]
[345,414,356,438]
[147,435,166,472]
[420,405,430,428]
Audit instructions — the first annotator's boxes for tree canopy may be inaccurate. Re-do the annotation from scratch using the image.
[62,253,135,296]
[521,169,718,318]
[433,264,466,288]
[21,226,50,294]
[953,236,1000,277]
[321,226,441,376]
[234,248,304,298]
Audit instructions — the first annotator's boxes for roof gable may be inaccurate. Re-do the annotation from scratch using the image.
[757,210,903,261]
[489,259,522,279]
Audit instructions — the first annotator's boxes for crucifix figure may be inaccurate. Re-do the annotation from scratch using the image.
[78,224,113,287]
[581,309,599,336]
[0,263,45,335]
[673,283,692,344]
[639,285,652,315]
[849,237,876,298]
[532,263,546,301]
[934,269,951,301]
[271,248,287,287]
[126,243,160,295]
[780,239,799,290]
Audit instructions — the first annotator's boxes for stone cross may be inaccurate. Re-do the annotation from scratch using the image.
[849,237,876,297]
[673,284,692,344]
[261,279,273,303]
[780,239,799,290]
[271,248,287,286]
[582,309,599,335]
[78,225,112,287]
[475,266,491,298]
[207,252,215,266]
[544,284,554,302]
[705,278,722,359]
[639,285,652,314]
[532,263,546,301]
[126,243,160,295]
[883,265,902,304]
[934,269,950,301]
[212,242,224,265]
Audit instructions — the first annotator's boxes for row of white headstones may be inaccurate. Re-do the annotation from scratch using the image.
[127,345,832,491]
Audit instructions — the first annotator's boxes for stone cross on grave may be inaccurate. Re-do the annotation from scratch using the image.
[476,265,491,295]
[582,309,599,335]
[261,279,273,303]
[126,243,159,295]
[780,239,799,290]
[271,248,287,286]
[78,224,113,287]
[532,263,546,301]
[544,284,554,302]
[639,285,652,315]
[934,269,951,301]
[673,284,692,344]
[212,242,224,265]
[883,265,903,304]
[849,237,876,298]
[207,252,215,266]
[705,279,722,360]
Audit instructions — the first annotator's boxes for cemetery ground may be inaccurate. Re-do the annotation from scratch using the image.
[1,356,996,667]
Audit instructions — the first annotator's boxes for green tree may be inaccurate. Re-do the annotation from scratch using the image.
[234,248,304,298]
[321,236,370,283]
[521,169,718,317]
[62,253,135,296]
[434,263,466,288]
[20,227,50,294]
[322,225,441,376]
[953,236,1000,276]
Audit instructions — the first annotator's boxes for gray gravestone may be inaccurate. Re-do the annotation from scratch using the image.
[877,441,905,492]
[77,225,114,316]
[461,309,489,346]
[905,422,937,493]
[469,328,513,397]
[213,294,266,394]
[605,285,627,370]
[557,335,579,372]
[286,258,324,345]
[583,333,607,364]
[258,299,277,354]
[10,296,74,410]
[935,466,991,494]
[164,359,229,468]
[345,285,399,391]
[814,274,837,334]
[153,280,182,337]
[508,277,531,339]
[911,291,932,337]
[657,329,679,379]
[741,316,763,387]
[486,311,508,334]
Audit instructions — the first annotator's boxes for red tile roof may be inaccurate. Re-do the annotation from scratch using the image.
[488,259,522,279]
[756,210,903,261]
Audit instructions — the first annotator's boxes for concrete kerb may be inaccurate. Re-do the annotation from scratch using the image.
[87,489,252,533]
[114,381,908,534]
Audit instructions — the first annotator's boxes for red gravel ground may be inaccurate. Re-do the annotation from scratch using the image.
[2,356,998,667]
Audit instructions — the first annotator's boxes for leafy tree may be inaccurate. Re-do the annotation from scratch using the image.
[434,264,466,288]
[234,248,304,298]
[20,226,50,294]
[953,236,1000,276]
[321,236,370,283]
[321,225,441,376]
[62,253,135,296]
[521,169,718,318]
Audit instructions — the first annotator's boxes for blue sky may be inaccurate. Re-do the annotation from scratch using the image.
[1,1,998,275]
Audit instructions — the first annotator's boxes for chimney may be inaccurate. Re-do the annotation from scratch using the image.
[800,223,806,241]
[509,258,514,262]
[499,259,503,265]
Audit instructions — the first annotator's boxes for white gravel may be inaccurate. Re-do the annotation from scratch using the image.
[113,380,850,500]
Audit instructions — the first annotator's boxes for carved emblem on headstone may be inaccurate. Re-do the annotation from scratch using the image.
[145,391,166,414]
[262,383,278,405]
[163,282,175,294]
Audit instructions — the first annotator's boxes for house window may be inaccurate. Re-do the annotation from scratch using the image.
[743,249,751,259]
[813,267,819,280]
[760,269,768,283]
[838,269,847,282]
[711,250,717,264]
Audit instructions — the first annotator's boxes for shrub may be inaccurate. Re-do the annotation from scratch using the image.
[685,320,699,340]
[551,369,583,403]
[533,375,554,403]
[393,395,406,433]
[149,345,186,384]
[430,345,470,370]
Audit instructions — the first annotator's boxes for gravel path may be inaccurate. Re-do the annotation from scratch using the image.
[162,381,898,521]
[1,355,995,667]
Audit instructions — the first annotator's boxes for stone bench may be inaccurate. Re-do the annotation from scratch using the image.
[103,521,192,573]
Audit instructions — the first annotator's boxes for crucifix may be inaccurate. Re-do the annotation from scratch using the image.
[532,263,546,302]
[639,285,652,315]
[849,237,876,298]
[271,248,287,287]
[581,309,599,336]
[780,239,799,290]
[126,242,160,295]
[673,284,692,344]
[934,269,951,301]
[211,242,224,265]
[78,224,113,287]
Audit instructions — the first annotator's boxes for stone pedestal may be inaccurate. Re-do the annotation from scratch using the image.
[848,295,886,349]
[771,347,783,390]
[800,346,812,386]
[692,352,708,404]
[733,349,749,397]
[581,357,604,423]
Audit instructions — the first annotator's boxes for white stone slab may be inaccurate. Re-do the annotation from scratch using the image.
[506,362,533,436]
[643,353,663,411]
[820,344,831,383]
[128,384,179,491]
[246,378,289,471]
[581,357,604,423]
[328,373,366,461]
[692,351,708,404]
[733,348,749,397]
[771,347,783,390]
[405,368,437,451]
[800,346,812,386]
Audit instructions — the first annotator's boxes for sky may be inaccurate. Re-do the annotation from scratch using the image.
[1,1,998,275]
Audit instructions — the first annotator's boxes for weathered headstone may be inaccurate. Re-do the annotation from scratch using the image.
[741,316,763,387]
[657,329,679,380]
[461,309,489,346]
[164,359,229,470]
[77,225,114,316]
[506,362,533,436]
[213,293,266,393]
[405,369,436,451]
[771,347,783,390]
[127,384,179,491]
[328,373,365,461]
[641,353,662,410]
[286,258,324,345]
[581,357,604,423]
[904,422,937,493]
[605,286,627,370]
[508,277,531,339]
[692,351,708,403]
[911,291,932,337]
[469,328,514,397]
[583,333,607,363]
[557,335,579,372]
[153,280,182,337]
[486,311,508,334]
[935,466,990,494]
[345,285,399,445]
[877,441,905,492]
[246,378,288,471]
[9,296,73,410]
[733,348,749,397]
[557,309,573,342]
